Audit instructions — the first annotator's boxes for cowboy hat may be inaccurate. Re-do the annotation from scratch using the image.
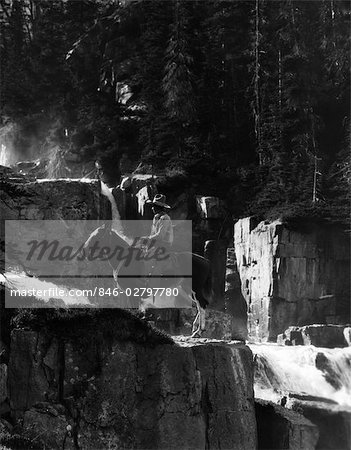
[146,194,171,209]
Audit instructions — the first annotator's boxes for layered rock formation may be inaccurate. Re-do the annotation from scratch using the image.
[5,310,257,449]
[234,218,350,341]
[0,175,110,221]
[277,325,351,348]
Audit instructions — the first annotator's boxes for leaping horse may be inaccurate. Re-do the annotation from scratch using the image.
[82,223,213,337]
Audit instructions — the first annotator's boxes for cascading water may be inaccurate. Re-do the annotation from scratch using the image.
[249,343,351,407]
[0,144,11,167]
[100,180,133,244]
[100,180,123,233]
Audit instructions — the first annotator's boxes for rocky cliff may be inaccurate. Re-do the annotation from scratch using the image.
[234,218,350,341]
[0,174,110,221]
[255,399,319,450]
[3,309,257,450]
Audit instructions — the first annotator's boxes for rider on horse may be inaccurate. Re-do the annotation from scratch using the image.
[141,194,174,278]
[146,194,173,248]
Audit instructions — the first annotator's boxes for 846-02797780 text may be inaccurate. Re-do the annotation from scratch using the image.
[95,287,180,297]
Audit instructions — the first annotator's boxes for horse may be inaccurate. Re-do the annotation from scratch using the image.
[82,223,213,337]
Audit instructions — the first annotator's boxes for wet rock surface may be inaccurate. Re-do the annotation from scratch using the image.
[255,398,319,450]
[288,400,351,450]
[252,341,351,450]
[278,324,351,348]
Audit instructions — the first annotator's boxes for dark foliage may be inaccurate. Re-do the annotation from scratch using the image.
[13,307,175,346]
[0,0,350,224]
[0,432,45,450]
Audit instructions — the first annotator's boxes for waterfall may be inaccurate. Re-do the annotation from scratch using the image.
[0,144,10,166]
[250,344,351,407]
[100,180,133,244]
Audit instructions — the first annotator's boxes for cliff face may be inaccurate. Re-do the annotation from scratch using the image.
[234,218,350,341]
[255,399,319,450]
[6,313,257,449]
[0,176,110,221]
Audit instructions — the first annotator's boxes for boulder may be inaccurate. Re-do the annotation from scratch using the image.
[289,401,351,450]
[255,399,319,450]
[300,325,349,348]
[278,325,350,348]
[315,353,343,390]
[234,218,350,341]
[277,327,303,346]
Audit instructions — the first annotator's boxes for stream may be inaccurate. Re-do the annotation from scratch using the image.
[249,343,351,408]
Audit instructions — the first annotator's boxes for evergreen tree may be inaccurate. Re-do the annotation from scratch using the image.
[163,0,196,157]
[0,0,349,222]
[138,1,172,161]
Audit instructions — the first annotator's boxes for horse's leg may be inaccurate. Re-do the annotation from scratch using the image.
[192,309,200,335]
[191,291,202,337]
[199,307,206,331]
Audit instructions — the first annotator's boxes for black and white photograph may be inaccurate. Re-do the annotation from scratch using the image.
[0,0,350,449]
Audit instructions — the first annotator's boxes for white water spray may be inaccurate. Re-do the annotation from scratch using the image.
[100,180,133,244]
[250,343,351,407]
[0,144,11,167]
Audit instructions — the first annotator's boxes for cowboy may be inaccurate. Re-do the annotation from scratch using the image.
[141,194,174,278]
[147,194,173,248]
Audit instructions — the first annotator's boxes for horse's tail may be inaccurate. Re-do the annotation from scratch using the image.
[201,263,214,309]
